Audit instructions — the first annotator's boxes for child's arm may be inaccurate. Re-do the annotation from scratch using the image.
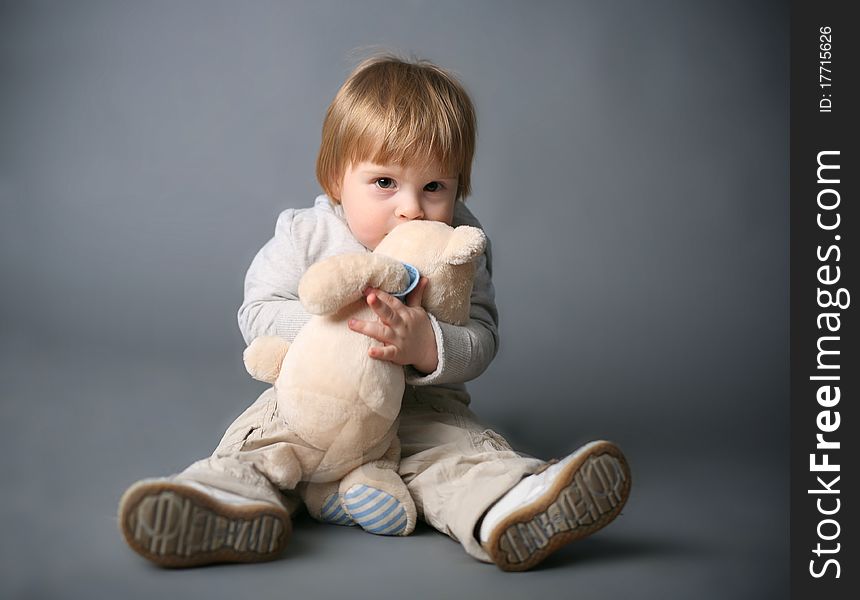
[237,209,312,345]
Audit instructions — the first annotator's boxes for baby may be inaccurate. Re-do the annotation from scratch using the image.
[118,54,631,572]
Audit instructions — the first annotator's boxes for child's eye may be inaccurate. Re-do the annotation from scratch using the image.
[375,178,394,189]
[424,181,444,192]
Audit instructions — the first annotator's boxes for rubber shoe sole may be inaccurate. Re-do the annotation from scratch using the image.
[483,440,631,572]
[118,479,292,568]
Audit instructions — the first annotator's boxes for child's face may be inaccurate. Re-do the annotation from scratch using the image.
[338,161,458,250]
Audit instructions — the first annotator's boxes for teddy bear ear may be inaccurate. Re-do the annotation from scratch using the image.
[443,225,487,265]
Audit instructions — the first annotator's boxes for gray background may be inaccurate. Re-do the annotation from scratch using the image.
[0,1,788,598]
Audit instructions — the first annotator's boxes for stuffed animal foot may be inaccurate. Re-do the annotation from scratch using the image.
[338,464,417,536]
[301,480,356,527]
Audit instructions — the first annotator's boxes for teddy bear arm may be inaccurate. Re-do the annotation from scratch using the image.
[299,254,409,315]
[242,336,291,383]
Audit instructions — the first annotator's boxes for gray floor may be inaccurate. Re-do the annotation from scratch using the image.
[0,337,788,600]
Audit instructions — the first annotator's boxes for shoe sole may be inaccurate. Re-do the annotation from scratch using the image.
[118,480,292,568]
[484,440,631,572]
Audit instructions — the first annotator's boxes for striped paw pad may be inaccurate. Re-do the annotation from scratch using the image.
[343,485,408,536]
[318,493,356,526]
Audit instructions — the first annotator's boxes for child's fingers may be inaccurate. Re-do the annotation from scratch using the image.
[348,318,394,344]
[372,288,402,310]
[366,291,402,324]
[368,344,398,361]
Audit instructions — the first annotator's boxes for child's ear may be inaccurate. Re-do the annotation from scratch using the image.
[444,226,487,265]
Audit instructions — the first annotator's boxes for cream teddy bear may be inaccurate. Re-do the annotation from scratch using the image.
[242,220,487,536]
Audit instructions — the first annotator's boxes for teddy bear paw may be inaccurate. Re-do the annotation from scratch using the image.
[242,336,290,384]
[317,492,356,527]
[342,484,413,536]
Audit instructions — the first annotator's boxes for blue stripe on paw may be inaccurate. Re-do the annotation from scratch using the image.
[343,485,408,536]
[318,493,356,526]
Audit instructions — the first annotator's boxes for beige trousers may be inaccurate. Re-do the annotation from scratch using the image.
[178,385,544,563]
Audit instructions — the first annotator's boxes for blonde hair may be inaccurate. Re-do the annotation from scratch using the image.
[316,53,477,202]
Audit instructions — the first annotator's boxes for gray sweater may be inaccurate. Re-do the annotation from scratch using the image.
[237,195,499,396]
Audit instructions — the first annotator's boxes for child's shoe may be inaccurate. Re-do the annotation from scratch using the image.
[118,477,292,568]
[479,440,631,571]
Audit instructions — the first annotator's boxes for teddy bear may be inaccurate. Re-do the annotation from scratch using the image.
[242,219,487,536]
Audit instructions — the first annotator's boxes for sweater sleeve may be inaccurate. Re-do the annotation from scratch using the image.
[237,210,313,345]
[404,229,500,386]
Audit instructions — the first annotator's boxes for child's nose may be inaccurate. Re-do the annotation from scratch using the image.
[395,193,424,220]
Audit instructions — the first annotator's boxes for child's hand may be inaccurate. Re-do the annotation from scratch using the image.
[347,276,439,374]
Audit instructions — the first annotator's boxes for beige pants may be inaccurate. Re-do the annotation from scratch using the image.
[178,385,544,563]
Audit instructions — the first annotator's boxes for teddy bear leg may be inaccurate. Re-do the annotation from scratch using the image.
[299,480,356,527]
[338,437,417,536]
